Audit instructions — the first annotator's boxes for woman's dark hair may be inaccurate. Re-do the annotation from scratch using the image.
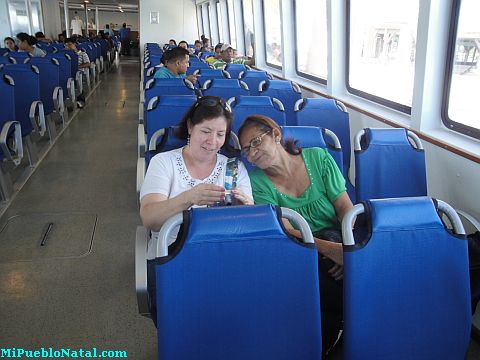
[178,40,188,47]
[237,115,301,155]
[16,32,37,45]
[4,36,15,43]
[194,40,202,45]
[35,31,45,39]
[169,39,177,45]
[176,96,237,154]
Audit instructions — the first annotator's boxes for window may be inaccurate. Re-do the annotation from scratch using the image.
[197,5,204,38]
[294,0,327,82]
[263,0,282,68]
[227,0,237,49]
[348,0,419,112]
[208,3,214,40]
[242,0,255,58]
[8,0,30,35]
[30,0,44,34]
[443,0,480,138]
[217,1,224,43]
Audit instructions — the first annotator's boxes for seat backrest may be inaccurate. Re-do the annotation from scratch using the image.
[295,98,351,177]
[8,52,30,64]
[201,78,249,101]
[195,68,229,87]
[239,70,272,96]
[342,197,471,360]
[186,61,211,75]
[225,63,249,79]
[2,64,41,136]
[144,78,197,105]
[0,74,16,162]
[354,128,427,202]
[152,205,322,360]
[228,95,286,133]
[281,126,343,175]
[199,51,215,60]
[145,95,196,149]
[47,54,71,98]
[28,57,60,115]
[259,80,302,125]
[62,49,79,75]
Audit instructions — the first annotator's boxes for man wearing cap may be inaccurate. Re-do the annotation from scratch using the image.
[211,43,254,69]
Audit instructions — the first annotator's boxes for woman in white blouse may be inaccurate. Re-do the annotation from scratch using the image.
[140,96,253,245]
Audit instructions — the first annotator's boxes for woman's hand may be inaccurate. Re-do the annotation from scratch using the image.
[328,263,344,281]
[314,239,343,266]
[231,188,254,205]
[186,184,225,206]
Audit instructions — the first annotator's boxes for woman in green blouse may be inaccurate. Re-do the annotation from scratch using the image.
[238,115,353,357]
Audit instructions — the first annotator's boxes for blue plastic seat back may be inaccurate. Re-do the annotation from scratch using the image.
[239,70,271,96]
[153,205,322,360]
[225,63,248,79]
[186,61,211,75]
[51,43,66,52]
[355,128,427,202]
[62,49,78,76]
[202,79,249,101]
[28,57,60,115]
[230,95,286,133]
[343,197,471,360]
[0,74,16,162]
[195,68,228,87]
[48,54,71,98]
[281,126,343,174]
[146,54,162,67]
[77,44,95,62]
[8,52,30,64]
[199,51,215,60]
[145,126,186,169]
[0,56,12,65]
[0,48,9,56]
[144,78,197,106]
[2,64,41,136]
[260,80,302,125]
[188,56,202,63]
[145,95,196,148]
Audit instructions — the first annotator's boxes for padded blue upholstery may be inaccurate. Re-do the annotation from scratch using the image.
[281,126,343,175]
[186,62,211,75]
[0,74,16,162]
[239,70,271,96]
[225,63,248,79]
[144,126,187,168]
[62,49,79,76]
[195,68,228,87]
[355,128,427,202]
[48,54,71,100]
[202,79,250,100]
[2,64,40,136]
[144,78,198,106]
[230,96,286,132]
[259,80,302,125]
[28,57,60,115]
[8,52,30,64]
[153,205,322,360]
[343,197,471,360]
[145,95,196,149]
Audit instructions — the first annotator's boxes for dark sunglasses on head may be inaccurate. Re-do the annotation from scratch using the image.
[194,97,231,112]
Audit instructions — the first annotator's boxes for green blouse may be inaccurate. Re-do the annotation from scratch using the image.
[249,147,346,232]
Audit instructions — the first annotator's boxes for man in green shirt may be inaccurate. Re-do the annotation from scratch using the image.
[211,43,255,69]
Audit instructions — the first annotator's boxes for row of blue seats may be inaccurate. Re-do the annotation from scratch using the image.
[136,198,470,360]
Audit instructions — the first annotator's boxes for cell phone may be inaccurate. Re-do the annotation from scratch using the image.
[224,158,239,205]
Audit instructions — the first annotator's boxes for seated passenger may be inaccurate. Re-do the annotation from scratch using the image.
[35,31,51,43]
[193,40,202,55]
[211,44,254,69]
[238,115,353,357]
[169,39,177,46]
[178,40,194,54]
[16,33,46,57]
[153,47,197,84]
[4,37,18,52]
[206,43,223,64]
[201,37,212,52]
[65,37,90,108]
[140,96,253,250]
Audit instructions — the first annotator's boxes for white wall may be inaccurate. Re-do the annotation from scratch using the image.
[67,9,139,32]
[139,0,198,48]
[41,0,62,40]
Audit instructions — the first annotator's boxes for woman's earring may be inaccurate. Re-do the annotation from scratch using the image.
[275,138,280,144]
[187,135,191,147]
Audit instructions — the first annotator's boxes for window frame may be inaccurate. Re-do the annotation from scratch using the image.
[226,0,237,49]
[292,0,327,85]
[345,0,413,114]
[262,0,282,70]
[241,0,255,58]
[441,0,480,139]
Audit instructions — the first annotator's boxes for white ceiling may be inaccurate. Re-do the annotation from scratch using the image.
[60,0,138,11]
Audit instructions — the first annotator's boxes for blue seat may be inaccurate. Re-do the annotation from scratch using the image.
[228,95,286,133]
[294,98,354,201]
[342,197,471,360]
[8,52,30,64]
[199,51,215,60]
[194,68,229,87]
[0,48,9,56]
[48,53,74,102]
[145,95,196,152]
[201,79,249,101]
[259,80,302,125]
[281,126,343,175]
[354,128,427,203]
[225,63,249,79]
[186,61,211,75]
[2,64,45,138]
[0,56,13,65]
[143,78,198,107]
[143,205,322,360]
[239,70,272,96]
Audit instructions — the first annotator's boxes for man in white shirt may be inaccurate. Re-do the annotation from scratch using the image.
[71,12,84,36]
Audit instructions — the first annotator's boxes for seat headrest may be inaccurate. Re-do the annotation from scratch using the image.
[367,197,444,232]
[184,205,287,243]
[235,95,273,107]
[365,128,410,146]
[281,126,326,148]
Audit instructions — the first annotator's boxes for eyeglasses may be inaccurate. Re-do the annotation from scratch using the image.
[241,130,272,157]
[194,97,230,112]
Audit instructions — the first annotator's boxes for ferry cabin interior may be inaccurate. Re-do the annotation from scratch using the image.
[0,0,479,359]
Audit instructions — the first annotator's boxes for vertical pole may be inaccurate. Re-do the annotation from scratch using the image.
[25,0,34,34]
[95,6,99,35]
[64,0,70,37]
[84,2,88,36]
